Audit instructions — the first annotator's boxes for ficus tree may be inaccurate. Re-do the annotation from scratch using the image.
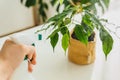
[21,0,114,58]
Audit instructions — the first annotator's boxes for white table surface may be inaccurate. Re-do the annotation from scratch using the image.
[0,26,98,80]
[0,0,120,80]
[0,24,120,80]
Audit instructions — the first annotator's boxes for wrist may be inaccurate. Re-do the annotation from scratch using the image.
[0,54,14,80]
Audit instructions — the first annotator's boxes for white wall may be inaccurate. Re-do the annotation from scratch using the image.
[0,0,34,37]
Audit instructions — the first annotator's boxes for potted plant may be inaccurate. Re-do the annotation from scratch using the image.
[42,0,113,65]
[22,0,114,65]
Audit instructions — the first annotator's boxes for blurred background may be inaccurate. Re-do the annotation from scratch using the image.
[0,0,57,37]
[0,0,120,37]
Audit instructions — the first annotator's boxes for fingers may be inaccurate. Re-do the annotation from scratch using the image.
[27,52,36,72]
[28,61,33,72]
[27,46,37,64]
[31,51,37,65]
[26,46,37,72]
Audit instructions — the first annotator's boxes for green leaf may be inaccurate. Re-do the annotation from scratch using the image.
[62,33,69,52]
[81,22,93,37]
[74,25,88,45]
[47,13,66,22]
[98,0,105,13]
[47,8,75,22]
[39,2,48,22]
[85,11,103,29]
[56,4,60,12]
[100,18,108,22]
[43,3,49,10]
[39,0,42,3]
[50,33,59,50]
[90,0,98,3]
[64,18,71,25]
[86,11,113,58]
[63,0,71,8]
[50,0,58,6]
[47,29,60,39]
[102,0,110,8]
[82,14,95,34]
[60,27,69,35]
[100,28,113,57]
[80,0,90,4]
[38,0,49,22]
[80,0,97,4]
[25,0,36,7]
[83,4,97,14]
[59,0,64,5]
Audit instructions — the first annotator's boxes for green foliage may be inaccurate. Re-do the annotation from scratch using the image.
[100,28,113,57]
[85,11,113,57]
[21,0,110,21]
[47,7,75,22]
[50,0,60,12]
[39,0,48,22]
[44,0,113,58]
[82,14,95,36]
[45,6,76,51]
[62,33,70,52]
[21,0,48,22]
[50,32,59,51]
[74,25,88,45]
[103,0,110,8]
[97,0,110,13]
[21,0,113,58]
[59,0,64,5]
[60,26,69,35]
[64,18,71,25]
[80,0,90,4]
[21,0,36,7]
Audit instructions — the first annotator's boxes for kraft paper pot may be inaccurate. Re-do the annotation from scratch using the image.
[68,36,96,65]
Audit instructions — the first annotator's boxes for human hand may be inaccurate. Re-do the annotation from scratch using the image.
[0,39,36,74]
